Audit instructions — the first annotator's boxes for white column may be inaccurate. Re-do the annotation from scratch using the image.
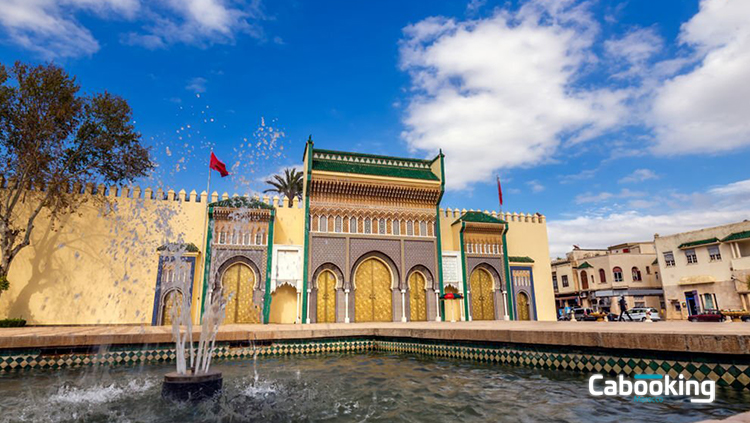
[344,289,350,323]
[435,291,441,322]
[306,289,311,324]
[467,290,473,321]
[296,290,302,324]
[502,290,510,321]
[401,289,407,322]
[459,295,465,321]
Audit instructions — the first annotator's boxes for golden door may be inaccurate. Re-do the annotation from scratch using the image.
[316,270,336,323]
[354,258,392,322]
[470,268,495,320]
[161,290,183,326]
[517,292,530,321]
[222,263,260,324]
[445,286,462,322]
[409,272,427,322]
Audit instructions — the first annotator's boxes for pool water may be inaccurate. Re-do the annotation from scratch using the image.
[1,352,748,422]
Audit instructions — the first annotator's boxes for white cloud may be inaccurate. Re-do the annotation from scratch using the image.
[574,188,644,204]
[185,77,207,93]
[605,27,663,79]
[527,180,545,193]
[619,168,658,184]
[650,0,750,155]
[548,177,750,258]
[399,0,629,190]
[0,0,266,58]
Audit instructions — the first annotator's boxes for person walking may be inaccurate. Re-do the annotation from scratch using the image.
[618,296,633,321]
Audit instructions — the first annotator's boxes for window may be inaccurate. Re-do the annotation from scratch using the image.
[364,218,372,234]
[655,271,659,280]
[319,216,328,233]
[393,220,400,235]
[552,273,558,290]
[407,220,414,236]
[561,275,569,288]
[685,248,698,264]
[335,216,343,233]
[631,267,642,281]
[256,231,264,245]
[420,221,428,236]
[663,252,675,267]
[598,269,606,283]
[646,266,651,275]
[703,293,715,310]
[349,217,357,233]
[708,245,722,261]
[613,267,623,282]
[635,302,645,308]
[379,218,386,235]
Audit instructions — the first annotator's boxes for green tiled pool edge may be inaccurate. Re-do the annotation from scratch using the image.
[2,337,749,390]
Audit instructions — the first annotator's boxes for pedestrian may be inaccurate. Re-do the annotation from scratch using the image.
[618,296,633,321]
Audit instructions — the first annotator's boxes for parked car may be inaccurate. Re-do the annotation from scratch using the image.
[687,309,724,322]
[625,308,661,322]
[561,307,597,321]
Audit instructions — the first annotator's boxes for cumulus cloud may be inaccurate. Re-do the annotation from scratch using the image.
[185,77,207,93]
[619,168,658,184]
[0,0,266,58]
[650,0,750,155]
[399,0,630,190]
[574,188,644,204]
[548,178,750,258]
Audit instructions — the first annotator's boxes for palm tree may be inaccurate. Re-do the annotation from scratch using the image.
[264,168,303,207]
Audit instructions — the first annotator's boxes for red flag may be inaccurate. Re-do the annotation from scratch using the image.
[496,176,503,206]
[209,152,229,177]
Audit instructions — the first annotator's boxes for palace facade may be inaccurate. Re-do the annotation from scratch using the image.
[0,139,555,325]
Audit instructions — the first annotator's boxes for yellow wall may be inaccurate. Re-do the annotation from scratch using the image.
[268,284,298,324]
[273,198,305,245]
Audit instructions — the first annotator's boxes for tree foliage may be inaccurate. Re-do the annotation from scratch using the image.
[263,168,303,207]
[0,61,154,292]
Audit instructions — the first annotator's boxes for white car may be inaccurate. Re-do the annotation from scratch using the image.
[625,307,661,322]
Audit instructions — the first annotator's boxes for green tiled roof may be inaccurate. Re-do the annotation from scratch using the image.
[577,262,593,269]
[678,237,719,249]
[453,211,507,225]
[509,256,534,263]
[311,149,439,181]
[721,231,750,243]
[210,196,274,210]
[157,242,200,253]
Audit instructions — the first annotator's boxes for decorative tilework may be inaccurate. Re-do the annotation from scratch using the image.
[2,338,749,391]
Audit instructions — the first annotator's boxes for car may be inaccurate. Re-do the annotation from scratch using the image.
[562,307,597,321]
[625,308,661,322]
[687,309,724,322]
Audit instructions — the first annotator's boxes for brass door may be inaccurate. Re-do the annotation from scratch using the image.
[316,270,336,323]
[517,292,530,321]
[470,268,495,320]
[409,272,427,322]
[354,258,392,322]
[161,290,183,326]
[222,263,259,324]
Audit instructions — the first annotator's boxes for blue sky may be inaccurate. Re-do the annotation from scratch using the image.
[0,0,748,257]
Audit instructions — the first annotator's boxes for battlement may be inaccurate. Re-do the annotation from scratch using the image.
[440,207,546,224]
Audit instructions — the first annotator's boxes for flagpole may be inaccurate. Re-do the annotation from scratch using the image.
[200,150,213,317]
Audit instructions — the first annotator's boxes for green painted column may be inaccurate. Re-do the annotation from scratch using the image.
[502,227,514,320]
[262,210,276,323]
[199,205,214,320]
[300,138,313,324]
[459,222,470,321]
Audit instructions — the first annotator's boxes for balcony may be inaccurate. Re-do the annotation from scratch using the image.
[731,256,750,271]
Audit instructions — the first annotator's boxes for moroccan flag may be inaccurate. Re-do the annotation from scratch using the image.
[209,152,229,177]
[496,176,503,206]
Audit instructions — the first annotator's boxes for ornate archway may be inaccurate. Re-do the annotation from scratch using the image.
[316,270,337,323]
[354,257,392,322]
[517,291,531,321]
[470,268,495,320]
[221,262,260,324]
[408,271,427,322]
[161,289,183,326]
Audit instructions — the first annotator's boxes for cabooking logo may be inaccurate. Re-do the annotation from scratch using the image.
[589,374,715,404]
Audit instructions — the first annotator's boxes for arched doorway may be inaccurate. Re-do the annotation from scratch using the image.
[580,270,589,290]
[470,268,495,320]
[269,285,298,324]
[517,291,530,321]
[445,285,461,322]
[221,262,259,324]
[408,272,427,322]
[354,258,392,322]
[161,289,183,326]
[316,270,337,323]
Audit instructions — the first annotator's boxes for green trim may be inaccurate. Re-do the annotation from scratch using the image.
[199,205,215,319]
[209,196,274,210]
[435,152,446,321]
[452,211,507,225]
[262,210,276,323]
[459,222,470,321]
[157,242,200,253]
[576,261,593,269]
[678,237,719,249]
[312,159,439,181]
[721,231,750,243]
[502,227,514,320]
[301,138,314,323]
[313,148,433,165]
[509,256,534,264]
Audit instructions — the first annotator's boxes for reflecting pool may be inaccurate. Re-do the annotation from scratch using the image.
[1,353,748,422]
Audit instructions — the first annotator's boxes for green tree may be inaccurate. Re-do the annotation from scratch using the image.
[0,62,154,294]
[263,168,303,207]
